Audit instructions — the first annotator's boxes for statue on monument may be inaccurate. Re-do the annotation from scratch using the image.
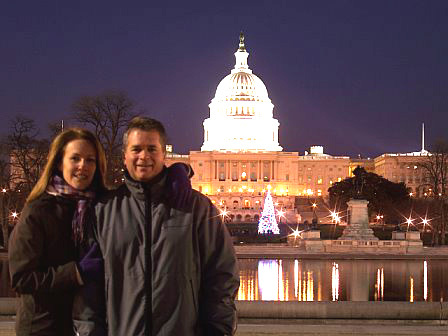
[352,166,366,199]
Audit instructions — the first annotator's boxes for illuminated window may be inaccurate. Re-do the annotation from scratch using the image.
[317,177,323,184]
[337,177,342,182]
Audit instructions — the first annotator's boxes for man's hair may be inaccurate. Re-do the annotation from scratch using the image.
[123,116,167,151]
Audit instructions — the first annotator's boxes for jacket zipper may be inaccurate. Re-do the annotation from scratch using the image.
[145,194,152,336]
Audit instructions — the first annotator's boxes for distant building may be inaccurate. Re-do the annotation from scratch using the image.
[166,34,433,223]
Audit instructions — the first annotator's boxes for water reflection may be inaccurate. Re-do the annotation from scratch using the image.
[332,262,339,301]
[237,259,448,302]
[424,260,428,301]
[0,258,445,301]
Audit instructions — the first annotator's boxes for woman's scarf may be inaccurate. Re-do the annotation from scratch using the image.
[46,175,96,244]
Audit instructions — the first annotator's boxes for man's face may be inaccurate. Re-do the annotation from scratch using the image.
[124,129,165,182]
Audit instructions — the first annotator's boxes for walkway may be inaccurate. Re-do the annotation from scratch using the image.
[234,245,448,259]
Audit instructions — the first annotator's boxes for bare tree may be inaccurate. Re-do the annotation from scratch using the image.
[7,116,48,195]
[0,141,11,248]
[72,90,135,185]
[420,140,448,245]
[0,137,27,249]
[47,120,64,140]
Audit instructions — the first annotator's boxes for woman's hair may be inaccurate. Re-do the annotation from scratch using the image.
[27,128,108,203]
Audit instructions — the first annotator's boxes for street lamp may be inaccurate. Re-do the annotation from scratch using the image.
[311,203,318,229]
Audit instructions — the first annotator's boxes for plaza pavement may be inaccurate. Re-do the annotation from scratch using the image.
[1,318,448,336]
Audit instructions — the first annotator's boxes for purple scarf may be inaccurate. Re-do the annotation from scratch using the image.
[46,175,96,244]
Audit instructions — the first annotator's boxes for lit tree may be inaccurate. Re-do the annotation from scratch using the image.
[258,190,280,234]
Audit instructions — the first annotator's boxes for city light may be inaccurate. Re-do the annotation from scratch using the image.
[277,208,286,221]
[329,210,341,224]
[1,188,6,193]
[403,216,414,231]
[11,211,18,219]
[290,228,303,238]
[219,208,230,221]
[421,217,431,231]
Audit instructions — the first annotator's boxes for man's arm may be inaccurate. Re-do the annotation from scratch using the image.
[197,200,240,335]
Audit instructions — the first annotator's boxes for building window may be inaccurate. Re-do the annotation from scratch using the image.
[219,172,225,181]
[317,177,323,184]
[250,172,257,182]
[285,174,289,181]
[199,174,202,181]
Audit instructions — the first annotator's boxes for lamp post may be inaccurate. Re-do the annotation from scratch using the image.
[312,202,318,229]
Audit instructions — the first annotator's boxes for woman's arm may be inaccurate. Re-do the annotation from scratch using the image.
[8,206,79,294]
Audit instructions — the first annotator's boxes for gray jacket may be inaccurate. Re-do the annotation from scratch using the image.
[94,170,239,336]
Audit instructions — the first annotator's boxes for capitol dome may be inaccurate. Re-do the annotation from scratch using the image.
[201,34,282,152]
[214,71,270,103]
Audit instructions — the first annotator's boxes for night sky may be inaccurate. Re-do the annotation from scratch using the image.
[1,0,447,158]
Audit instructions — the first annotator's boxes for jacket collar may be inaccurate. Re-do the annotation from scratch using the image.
[124,167,167,202]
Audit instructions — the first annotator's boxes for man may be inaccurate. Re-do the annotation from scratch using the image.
[94,117,239,335]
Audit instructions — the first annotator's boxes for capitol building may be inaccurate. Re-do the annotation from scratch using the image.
[166,34,430,223]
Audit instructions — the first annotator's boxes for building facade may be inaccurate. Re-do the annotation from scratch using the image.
[165,34,432,223]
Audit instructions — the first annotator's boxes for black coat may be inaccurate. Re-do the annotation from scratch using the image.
[9,193,80,336]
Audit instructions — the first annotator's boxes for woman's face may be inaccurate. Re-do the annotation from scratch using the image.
[59,139,97,190]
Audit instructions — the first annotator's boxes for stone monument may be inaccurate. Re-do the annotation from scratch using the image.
[339,167,378,240]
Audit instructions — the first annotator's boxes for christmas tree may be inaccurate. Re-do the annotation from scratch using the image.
[258,190,280,234]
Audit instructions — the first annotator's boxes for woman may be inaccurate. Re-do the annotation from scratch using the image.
[9,128,192,335]
[8,128,107,336]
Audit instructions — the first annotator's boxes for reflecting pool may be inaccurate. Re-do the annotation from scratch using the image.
[237,259,448,302]
[1,258,447,302]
